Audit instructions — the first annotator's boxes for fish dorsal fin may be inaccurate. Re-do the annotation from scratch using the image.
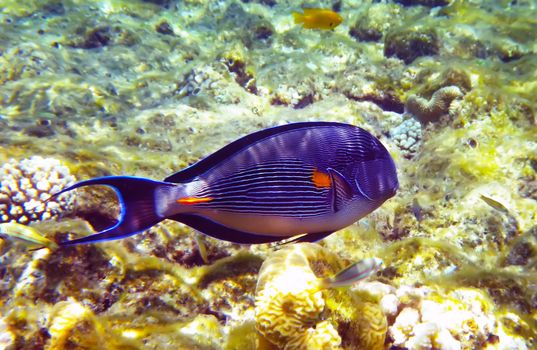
[169,214,284,244]
[303,8,322,14]
[328,168,353,212]
[164,122,352,183]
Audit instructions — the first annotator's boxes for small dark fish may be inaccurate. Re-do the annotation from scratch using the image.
[51,122,398,246]
[411,198,423,222]
[319,257,383,288]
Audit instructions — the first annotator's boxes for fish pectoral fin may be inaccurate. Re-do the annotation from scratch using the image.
[328,168,353,212]
[282,230,334,244]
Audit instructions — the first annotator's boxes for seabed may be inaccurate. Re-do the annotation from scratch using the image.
[0,1,536,349]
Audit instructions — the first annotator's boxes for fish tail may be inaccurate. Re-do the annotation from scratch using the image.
[50,176,175,246]
[292,12,304,24]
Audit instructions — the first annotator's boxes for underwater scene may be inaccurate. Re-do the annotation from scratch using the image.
[1,0,537,349]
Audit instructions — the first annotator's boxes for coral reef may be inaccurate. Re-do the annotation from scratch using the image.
[390,116,422,158]
[406,86,463,123]
[505,226,537,267]
[387,287,494,349]
[395,0,450,6]
[351,277,535,350]
[255,243,387,350]
[0,156,75,224]
[0,217,265,350]
[255,243,341,349]
[349,4,402,43]
[1,0,537,348]
[384,26,440,64]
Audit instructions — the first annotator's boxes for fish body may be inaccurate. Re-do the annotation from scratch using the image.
[479,194,509,214]
[292,8,343,30]
[0,222,57,249]
[320,257,383,288]
[52,122,398,246]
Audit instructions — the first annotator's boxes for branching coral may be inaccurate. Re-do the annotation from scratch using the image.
[0,156,75,224]
[351,276,535,350]
[406,86,463,123]
[391,117,422,158]
[385,285,532,350]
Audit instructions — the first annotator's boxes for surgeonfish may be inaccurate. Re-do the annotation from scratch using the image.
[319,257,383,289]
[50,122,398,246]
[0,222,58,249]
[292,8,343,30]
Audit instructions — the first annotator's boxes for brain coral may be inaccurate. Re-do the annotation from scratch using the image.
[255,243,387,350]
[0,156,75,224]
[255,243,332,349]
[406,86,463,123]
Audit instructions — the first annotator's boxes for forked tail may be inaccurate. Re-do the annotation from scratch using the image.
[50,176,175,246]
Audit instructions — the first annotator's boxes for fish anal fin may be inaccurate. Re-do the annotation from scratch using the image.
[328,168,353,212]
[170,214,283,244]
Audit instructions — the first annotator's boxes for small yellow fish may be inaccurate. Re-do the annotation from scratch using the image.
[479,194,509,214]
[292,8,343,30]
[0,222,58,249]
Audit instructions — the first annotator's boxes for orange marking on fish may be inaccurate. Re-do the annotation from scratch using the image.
[312,168,331,188]
[177,197,213,205]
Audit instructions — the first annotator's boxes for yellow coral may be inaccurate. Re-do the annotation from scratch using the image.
[255,244,331,349]
[255,243,387,350]
[47,299,105,349]
[304,321,342,350]
[354,302,388,350]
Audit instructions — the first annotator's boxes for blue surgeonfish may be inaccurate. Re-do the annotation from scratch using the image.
[50,122,398,246]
